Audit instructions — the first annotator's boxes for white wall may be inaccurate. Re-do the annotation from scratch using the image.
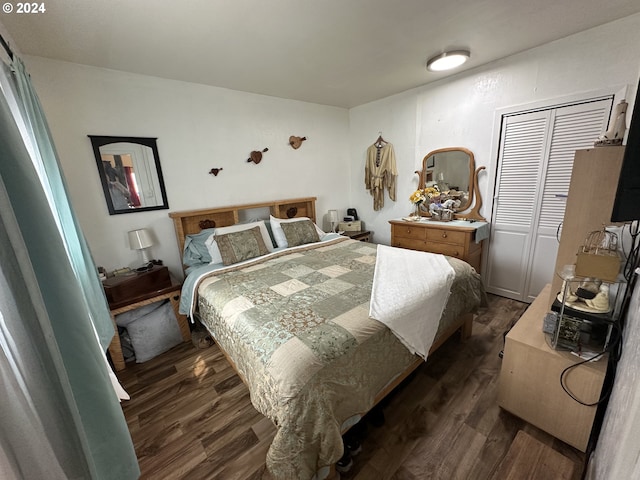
[23,57,350,278]
[348,14,640,247]
[587,274,640,479]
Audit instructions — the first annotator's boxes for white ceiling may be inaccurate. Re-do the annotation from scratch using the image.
[3,0,640,108]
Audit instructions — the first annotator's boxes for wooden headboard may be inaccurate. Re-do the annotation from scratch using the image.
[168,197,317,269]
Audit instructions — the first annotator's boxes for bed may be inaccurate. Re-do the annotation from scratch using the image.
[169,197,486,479]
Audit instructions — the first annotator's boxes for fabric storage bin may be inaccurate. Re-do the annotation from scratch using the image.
[338,220,362,232]
[115,300,182,363]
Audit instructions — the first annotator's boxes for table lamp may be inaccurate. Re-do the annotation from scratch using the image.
[128,228,154,266]
[328,209,338,233]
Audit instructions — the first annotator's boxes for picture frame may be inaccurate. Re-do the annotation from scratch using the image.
[89,135,169,215]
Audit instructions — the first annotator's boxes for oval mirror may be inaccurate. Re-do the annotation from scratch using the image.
[89,136,169,215]
[416,147,486,221]
[421,148,474,211]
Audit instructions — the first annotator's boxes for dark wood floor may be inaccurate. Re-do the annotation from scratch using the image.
[117,294,586,479]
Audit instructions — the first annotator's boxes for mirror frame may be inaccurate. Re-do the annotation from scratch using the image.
[89,135,170,215]
[415,147,486,221]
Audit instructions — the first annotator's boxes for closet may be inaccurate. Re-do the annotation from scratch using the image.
[486,98,613,302]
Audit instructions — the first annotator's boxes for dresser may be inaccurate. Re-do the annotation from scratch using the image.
[498,284,607,452]
[389,219,487,273]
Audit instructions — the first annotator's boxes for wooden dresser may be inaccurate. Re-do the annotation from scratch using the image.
[389,219,486,273]
[499,285,607,452]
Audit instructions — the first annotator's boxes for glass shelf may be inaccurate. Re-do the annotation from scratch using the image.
[549,266,625,353]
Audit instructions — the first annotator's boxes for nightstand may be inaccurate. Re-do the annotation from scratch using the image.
[104,266,191,370]
[342,230,372,242]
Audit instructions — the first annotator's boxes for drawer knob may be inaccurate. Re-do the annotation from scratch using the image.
[442,232,448,238]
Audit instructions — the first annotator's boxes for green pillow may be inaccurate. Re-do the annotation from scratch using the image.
[215,225,270,265]
[281,219,320,247]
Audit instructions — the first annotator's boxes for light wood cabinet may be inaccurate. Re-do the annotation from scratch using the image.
[498,284,607,452]
[549,146,625,306]
[389,219,484,273]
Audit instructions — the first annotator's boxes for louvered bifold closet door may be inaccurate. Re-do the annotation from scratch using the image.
[486,98,612,302]
[524,101,612,301]
[485,111,550,300]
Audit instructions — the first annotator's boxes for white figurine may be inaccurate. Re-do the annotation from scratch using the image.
[596,100,627,146]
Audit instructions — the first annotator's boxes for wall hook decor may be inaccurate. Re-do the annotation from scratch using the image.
[247,147,268,164]
[289,136,307,149]
[208,168,223,176]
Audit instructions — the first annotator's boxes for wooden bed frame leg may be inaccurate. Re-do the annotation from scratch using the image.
[460,313,474,341]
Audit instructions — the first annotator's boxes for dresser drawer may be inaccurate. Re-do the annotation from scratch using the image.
[425,228,467,246]
[425,242,465,259]
[390,219,484,273]
[392,237,428,251]
[391,224,427,241]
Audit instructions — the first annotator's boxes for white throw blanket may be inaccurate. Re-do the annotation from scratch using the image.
[369,245,455,359]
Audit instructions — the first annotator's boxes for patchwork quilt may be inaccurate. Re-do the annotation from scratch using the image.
[196,237,485,479]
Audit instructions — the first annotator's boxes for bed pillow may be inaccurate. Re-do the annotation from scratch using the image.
[115,300,183,363]
[182,228,216,267]
[264,219,278,248]
[280,219,321,247]
[204,220,274,264]
[269,215,325,248]
[215,225,270,265]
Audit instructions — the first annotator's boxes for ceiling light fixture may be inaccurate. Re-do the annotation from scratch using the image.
[426,50,471,72]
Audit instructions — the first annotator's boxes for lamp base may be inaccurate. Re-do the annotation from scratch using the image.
[139,248,152,264]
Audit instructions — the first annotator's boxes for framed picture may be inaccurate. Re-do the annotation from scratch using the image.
[427,155,435,168]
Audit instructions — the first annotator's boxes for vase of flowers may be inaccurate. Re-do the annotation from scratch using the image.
[409,187,443,218]
[409,189,426,218]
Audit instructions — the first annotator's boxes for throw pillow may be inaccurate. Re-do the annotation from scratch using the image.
[280,219,320,247]
[215,225,270,265]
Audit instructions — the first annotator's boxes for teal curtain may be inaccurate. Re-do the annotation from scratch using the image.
[11,58,114,349]
[0,58,139,478]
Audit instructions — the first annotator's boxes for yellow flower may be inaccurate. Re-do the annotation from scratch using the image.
[423,187,440,198]
[410,189,426,205]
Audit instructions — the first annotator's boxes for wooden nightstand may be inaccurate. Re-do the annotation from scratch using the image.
[104,266,191,371]
[342,230,372,242]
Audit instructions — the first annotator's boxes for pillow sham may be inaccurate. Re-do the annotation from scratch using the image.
[204,220,274,264]
[269,215,325,248]
[280,219,320,247]
[182,228,216,267]
[215,225,270,265]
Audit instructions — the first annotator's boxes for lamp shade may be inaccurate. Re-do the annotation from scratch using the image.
[128,228,154,250]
